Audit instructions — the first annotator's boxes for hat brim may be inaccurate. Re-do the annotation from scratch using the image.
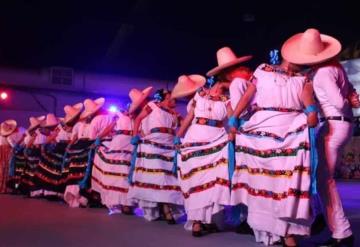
[79,98,105,120]
[171,75,206,99]
[281,33,341,65]
[206,55,253,77]
[64,110,81,124]
[128,87,153,114]
[0,121,17,137]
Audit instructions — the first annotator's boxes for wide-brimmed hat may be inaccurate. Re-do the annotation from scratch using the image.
[171,74,206,99]
[281,28,342,65]
[42,113,59,128]
[80,97,105,120]
[64,102,83,124]
[0,119,17,137]
[207,47,252,76]
[128,86,153,114]
[28,115,46,132]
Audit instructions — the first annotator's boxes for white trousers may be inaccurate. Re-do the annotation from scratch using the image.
[317,121,353,239]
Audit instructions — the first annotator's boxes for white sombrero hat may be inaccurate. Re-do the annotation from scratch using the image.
[63,102,83,124]
[128,86,153,114]
[80,97,105,120]
[281,28,342,65]
[207,47,253,77]
[171,74,206,99]
[0,119,17,137]
[42,113,59,128]
[28,115,46,132]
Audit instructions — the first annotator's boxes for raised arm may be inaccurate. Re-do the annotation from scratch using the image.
[232,82,256,118]
[133,106,152,136]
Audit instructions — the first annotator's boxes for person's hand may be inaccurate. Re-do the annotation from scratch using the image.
[307,112,318,128]
[348,92,360,108]
[228,127,237,141]
[131,135,140,145]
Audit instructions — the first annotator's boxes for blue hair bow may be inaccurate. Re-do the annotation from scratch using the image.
[269,49,280,65]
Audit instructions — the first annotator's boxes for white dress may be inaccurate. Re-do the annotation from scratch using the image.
[128,101,183,221]
[177,90,231,229]
[230,64,313,245]
[91,111,134,209]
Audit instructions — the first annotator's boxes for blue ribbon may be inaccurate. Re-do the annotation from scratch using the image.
[61,151,69,172]
[228,116,239,129]
[128,136,141,184]
[172,136,181,176]
[228,141,235,188]
[79,139,101,190]
[309,127,318,195]
[304,104,318,115]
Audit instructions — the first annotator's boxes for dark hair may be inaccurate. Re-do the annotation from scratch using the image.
[153,89,170,102]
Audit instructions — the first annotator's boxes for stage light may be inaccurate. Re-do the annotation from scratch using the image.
[0,92,8,100]
[108,105,118,113]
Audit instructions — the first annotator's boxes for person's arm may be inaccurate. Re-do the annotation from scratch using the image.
[98,121,116,139]
[301,81,318,127]
[314,67,347,110]
[226,101,233,119]
[232,82,256,118]
[176,107,195,138]
[133,106,152,136]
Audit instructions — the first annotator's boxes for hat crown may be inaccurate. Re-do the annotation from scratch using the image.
[216,47,238,66]
[45,113,58,126]
[29,117,39,126]
[83,98,104,112]
[129,89,142,102]
[299,28,325,55]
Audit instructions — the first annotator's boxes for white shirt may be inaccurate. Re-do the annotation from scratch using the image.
[55,125,72,142]
[313,63,355,118]
[7,127,26,147]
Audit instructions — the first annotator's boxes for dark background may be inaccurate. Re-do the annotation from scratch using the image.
[0,0,359,81]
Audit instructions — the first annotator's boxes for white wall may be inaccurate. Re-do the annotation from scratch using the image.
[0,66,188,127]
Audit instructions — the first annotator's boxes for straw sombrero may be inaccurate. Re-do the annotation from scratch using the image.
[28,115,46,132]
[0,119,17,137]
[128,86,153,114]
[64,102,83,124]
[281,28,342,65]
[80,97,105,120]
[42,113,59,128]
[207,47,252,76]
[171,75,206,99]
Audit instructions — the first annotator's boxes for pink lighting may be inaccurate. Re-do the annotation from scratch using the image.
[0,92,8,100]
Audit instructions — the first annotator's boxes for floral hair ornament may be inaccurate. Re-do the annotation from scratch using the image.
[269,49,281,65]
[204,76,217,89]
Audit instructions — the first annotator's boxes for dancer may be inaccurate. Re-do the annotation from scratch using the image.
[128,88,183,224]
[283,28,359,246]
[22,116,46,197]
[207,46,253,234]
[0,120,24,193]
[229,39,318,245]
[175,76,232,237]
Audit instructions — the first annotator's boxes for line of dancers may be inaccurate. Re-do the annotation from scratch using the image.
[1,28,359,247]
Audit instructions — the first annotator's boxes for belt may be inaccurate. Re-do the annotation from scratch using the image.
[195,117,223,128]
[320,116,353,123]
[150,127,175,135]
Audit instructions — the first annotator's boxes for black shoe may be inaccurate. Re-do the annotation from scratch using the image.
[166,218,176,225]
[320,235,354,247]
[202,223,220,233]
[235,221,254,235]
[311,214,327,235]
[192,222,203,237]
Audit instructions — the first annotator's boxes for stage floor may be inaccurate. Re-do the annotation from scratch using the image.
[0,181,359,247]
